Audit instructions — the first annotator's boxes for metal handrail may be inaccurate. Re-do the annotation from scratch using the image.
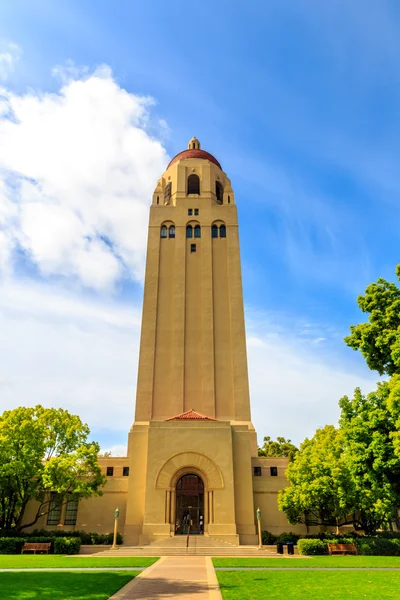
[186,525,191,548]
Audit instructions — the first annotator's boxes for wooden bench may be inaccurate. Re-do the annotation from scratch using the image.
[21,542,51,555]
[328,543,357,555]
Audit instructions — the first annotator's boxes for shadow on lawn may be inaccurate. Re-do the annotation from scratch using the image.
[0,571,135,600]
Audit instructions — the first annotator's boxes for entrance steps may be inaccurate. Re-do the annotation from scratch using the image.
[93,536,276,556]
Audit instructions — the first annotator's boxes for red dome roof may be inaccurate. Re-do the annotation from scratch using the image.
[167,148,222,170]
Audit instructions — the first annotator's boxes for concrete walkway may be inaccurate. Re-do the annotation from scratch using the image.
[108,556,222,600]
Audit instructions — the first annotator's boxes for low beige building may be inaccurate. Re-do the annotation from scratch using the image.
[25,138,310,544]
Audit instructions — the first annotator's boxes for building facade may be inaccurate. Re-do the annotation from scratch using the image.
[24,138,308,543]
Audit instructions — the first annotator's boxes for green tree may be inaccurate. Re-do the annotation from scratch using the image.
[258,436,298,461]
[344,265,400,376]
[339,383,400,534]
[0,405,106,531]
[278,425,355,530]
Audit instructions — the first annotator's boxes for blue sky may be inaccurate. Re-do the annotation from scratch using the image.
[0,1,398,452]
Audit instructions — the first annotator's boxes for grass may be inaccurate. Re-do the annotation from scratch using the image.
[0,555,158,569]
[0,571,137,599]
[213,555,400,568]
[217,570,400,599]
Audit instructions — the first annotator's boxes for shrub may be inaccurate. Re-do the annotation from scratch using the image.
[0,529,123,545]
[0,538,25,554]
[355,537,400,556]
[277,532,301,544]
[262,530,277,545]
[297,539,328,555]
[53,537,81,555]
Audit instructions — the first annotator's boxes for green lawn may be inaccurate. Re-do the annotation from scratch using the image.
[217,570,400,599]
[0,555,158,569]
[213,556,400,568]
[0,571,137,599]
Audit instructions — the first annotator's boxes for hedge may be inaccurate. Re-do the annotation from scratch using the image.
[53,537,81,555]
[0,529,123,545]
[0,536,81,555]
[297,539,328,555]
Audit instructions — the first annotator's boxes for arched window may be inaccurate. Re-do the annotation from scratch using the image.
[211,225,218,238]
[186,225,193,238]
[194,225,201,238]
[228,196,231,204]
[164,183,172,204]
[220,225,226,238]
[169,225,175,238]
[216,181,223,204]
[157,196,159,205]
[160,225,167,238]
[187,174,200,195]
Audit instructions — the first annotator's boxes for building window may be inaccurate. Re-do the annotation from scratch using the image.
[228,196,231,204]
[187,174,200,195]
[216,181,223,204]
[211,225,218,238]
[270,466,278,477]
[64,496,78,526]
[194,208,199,216]
[190,243,196,253]
[253,466,262,477]
[220,225,226,238]
[186,225,193,238]
[188,209,193,216]
[164,182,172,204]
[106,466,114,477]
[169,225,175,238]
[157,196,159,205]
[47,492,62,526]
[123,466,130,477]
[194,225,201,238]
[160,225,167,238]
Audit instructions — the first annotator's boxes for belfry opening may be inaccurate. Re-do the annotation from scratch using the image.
[175,474,204,535]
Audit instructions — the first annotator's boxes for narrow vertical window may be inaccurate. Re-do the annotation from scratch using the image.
[194,208,199,216]
[194,225,201,238]
[47,492,62,525]
[220,225,226,238]
[187,174,200,195]
[64,496,79,525]
[157,196,159,205]
[186,225,193,238]
[123,466,130,477]
[228,196,231,204]
[211,225,218,238]
[216,181,223,203]
[160,225,167,238]
[190,243,196,253]
[169,225,175,238]
[164,183,172,204]
[188,209,193,216]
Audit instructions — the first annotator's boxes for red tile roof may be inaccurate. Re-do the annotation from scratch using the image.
[167,149,222,170]
[165,409,218,421]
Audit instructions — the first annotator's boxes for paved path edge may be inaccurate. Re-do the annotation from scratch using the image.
[107,557,166,599]
[206,557,223,600]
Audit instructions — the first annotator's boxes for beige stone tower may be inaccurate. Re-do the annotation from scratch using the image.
[124,138,258,545]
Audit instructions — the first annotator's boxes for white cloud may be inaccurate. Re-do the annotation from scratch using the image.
[0,278,378,451]
[0,43,21,81]
[247,317,378,445]
[0,64,168,290]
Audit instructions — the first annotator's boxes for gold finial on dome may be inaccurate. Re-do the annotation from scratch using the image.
[188,137,200,150]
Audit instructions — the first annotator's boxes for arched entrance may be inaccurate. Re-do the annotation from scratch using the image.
[175,474,204,535]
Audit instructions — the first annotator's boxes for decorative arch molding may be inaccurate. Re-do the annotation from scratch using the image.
[155,451,224,490]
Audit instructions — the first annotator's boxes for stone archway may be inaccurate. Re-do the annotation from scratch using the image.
[155,451,224,534]
[175,473,204,535]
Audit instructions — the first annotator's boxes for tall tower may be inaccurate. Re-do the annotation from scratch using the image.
[125,138,258,545]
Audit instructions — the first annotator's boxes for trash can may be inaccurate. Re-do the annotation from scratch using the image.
[276,542,284,554]
[287,541,294,555]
